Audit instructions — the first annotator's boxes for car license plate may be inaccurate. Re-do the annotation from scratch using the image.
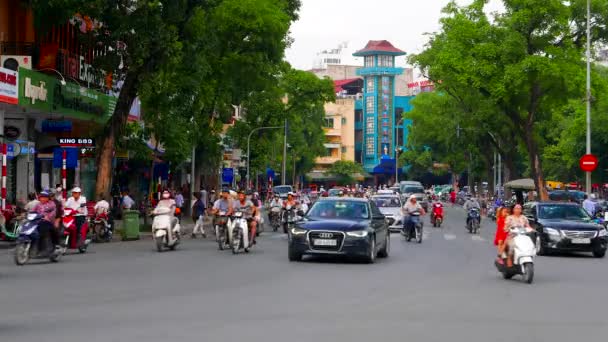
[313,239,337,246]
[571,238,591,244]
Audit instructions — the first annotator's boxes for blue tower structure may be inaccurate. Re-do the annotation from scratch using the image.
[353,40,406,178]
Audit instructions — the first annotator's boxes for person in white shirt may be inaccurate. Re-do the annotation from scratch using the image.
[25,193,40,212]
[175,190,184,209]
[121,191,135,210]
[94,197,110,215]
[64,187,88,230]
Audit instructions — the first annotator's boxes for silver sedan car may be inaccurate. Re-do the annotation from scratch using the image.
[371,195,403,232]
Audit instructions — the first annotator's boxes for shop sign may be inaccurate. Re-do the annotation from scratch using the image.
[0,67,19,104]
[42,120,73,133]
[6,143,19,159]
[18,68,117,123]
[4,126,21,139]
[57,137,95,147]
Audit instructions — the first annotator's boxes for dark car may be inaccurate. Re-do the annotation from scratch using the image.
[524,202,608,258]
[287,197,390,263]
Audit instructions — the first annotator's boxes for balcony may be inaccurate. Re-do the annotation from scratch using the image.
[316,156,341,164]
[356,66,404,77]
[323,127,341,137]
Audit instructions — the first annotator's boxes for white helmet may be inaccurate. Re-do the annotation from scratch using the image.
[590,193,597,200]
[72,187,82,193]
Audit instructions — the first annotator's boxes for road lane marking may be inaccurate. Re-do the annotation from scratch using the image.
[471,235,486,242]
[444,234,457,240]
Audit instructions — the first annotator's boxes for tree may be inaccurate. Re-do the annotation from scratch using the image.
[328,161,364,186]
[31,0,301,197]
[410,0,608,200]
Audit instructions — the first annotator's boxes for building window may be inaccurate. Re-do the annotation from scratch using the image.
[341,147,347,153]
[365,56,374,67]
[378,55,393,67]
[341,117,346,125]
[323,118,334,128]
[366,96,374,113]
[323,148,332,157]
[366,117,375,135]
[366,77,375,93]
[324,58,340,64]
[395,107,404,124]
[366,137,375,156]
[355,129,363,144]
[355,109,363,122]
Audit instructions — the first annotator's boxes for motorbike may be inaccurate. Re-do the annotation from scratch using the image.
[495,226,536,284]
[62,206,91,254]
[402,210,423,243]
[14,212,62,265]
[152,206,181,252]
[430,202,444,228]
[282,206,297,234]
[229,211,251,254]
[269,206,282,232]
[593,210,607,228]
[1,210,20,242]
[214,211,230,250]
[467,208,481,234]
[91,211,112,243]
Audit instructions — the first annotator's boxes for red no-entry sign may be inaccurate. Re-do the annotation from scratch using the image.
[579,154,598,172]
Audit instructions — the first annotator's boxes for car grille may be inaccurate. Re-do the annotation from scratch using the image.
[562,230,597,239]
[308,231,345,251]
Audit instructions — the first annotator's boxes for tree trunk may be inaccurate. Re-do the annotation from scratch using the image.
[523,127,549,201]
[95,72,139,199]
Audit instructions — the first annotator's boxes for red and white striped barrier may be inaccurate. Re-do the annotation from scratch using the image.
[1,143,6,210]
[62,149,67,199]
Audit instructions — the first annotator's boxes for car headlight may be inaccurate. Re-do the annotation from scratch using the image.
[290,227,307,236]
[346,230,369,238]
[544,227,561,236]
[598,229,608,237]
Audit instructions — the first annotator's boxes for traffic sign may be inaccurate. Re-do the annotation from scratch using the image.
[579,154,598,172]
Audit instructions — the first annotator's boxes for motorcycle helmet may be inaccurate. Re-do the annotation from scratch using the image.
[72,187,82,193]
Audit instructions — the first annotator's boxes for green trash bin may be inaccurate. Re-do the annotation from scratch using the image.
[122,210,140,240]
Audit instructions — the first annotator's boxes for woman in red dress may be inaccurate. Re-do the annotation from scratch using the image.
[494,207,509,260]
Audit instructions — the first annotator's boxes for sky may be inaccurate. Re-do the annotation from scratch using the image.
[285,0,503,73]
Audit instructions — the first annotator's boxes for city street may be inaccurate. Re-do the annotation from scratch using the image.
[1,206,606,342]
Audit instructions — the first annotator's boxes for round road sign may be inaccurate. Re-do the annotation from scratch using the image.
[579,154,599,172]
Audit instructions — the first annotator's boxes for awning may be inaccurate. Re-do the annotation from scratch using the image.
[371,158,404,175]
[504,178,535,190]
[323,143,340,149]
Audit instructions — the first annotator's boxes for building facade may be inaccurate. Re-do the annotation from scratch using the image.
[353,40,410,180]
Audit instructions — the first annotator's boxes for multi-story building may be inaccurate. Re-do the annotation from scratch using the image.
[353,40,412,184]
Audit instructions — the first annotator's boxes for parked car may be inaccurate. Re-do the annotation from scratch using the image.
[524,202,607,258]
[273,185,293,199]
[371,195,403,232]
[287,197,390,263]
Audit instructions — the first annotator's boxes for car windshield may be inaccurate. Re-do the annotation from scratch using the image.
[372,197,400,207]
[273,186,291,194]
[538,205,591,221]
[401,186,424,194]
[307,200,370,219]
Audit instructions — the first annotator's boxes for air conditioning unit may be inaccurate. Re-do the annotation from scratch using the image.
[1,55,32,71]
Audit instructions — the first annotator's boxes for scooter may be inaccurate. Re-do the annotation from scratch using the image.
[430,202,444,228]
[229,211,251,254]
[14,212,62,265]
[152,206,181,252]
[467,208,481,234]
[62,207,91,254]
[1,210,20,242]
[282,206,297,234]
[402,210,423,243]
[91,211,113,243]
[214,211,230,250]
[270,206,282,232]
[495,227,536,284]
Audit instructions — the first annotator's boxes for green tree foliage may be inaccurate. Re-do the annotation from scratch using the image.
[409,0,608,199]
[327,160,364,186]
[228,68,335,185]
[30,0,301,197]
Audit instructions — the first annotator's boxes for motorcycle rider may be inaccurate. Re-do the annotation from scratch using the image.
[269,193,282,224]
[233,190,258,245]
[402,195,425,232]
[155,190,178,240]
[93,195,113,234]
[211,188,234,216]
[64,187,88,232]
[583,193,599,217]
[463,195,481,227]
[504,204,534,267]
[33,191,58,254]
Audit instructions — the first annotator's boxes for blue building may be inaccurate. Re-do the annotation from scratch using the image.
[353,40,413,184]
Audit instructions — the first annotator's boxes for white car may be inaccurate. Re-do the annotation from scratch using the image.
[371,195,403,232]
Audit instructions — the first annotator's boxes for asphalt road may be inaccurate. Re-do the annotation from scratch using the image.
[1,206,606,342]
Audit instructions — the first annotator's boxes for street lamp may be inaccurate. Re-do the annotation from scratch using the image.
[247,126,282,189]
[585,0,592,194]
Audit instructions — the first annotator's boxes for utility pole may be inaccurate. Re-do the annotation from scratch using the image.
[246,126,281,189]
[585,0,592,195]
[493,151,497,194]
[191,145,196,215]
[282,119,287,185]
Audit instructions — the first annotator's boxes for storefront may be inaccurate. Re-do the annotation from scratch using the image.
[10,67,116,201]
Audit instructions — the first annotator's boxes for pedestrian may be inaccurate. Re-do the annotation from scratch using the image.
[175,190,184,211]
[191,193,206,238]
[121,190,135,210]
[583,193,598,217]
[209,189,216,208]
